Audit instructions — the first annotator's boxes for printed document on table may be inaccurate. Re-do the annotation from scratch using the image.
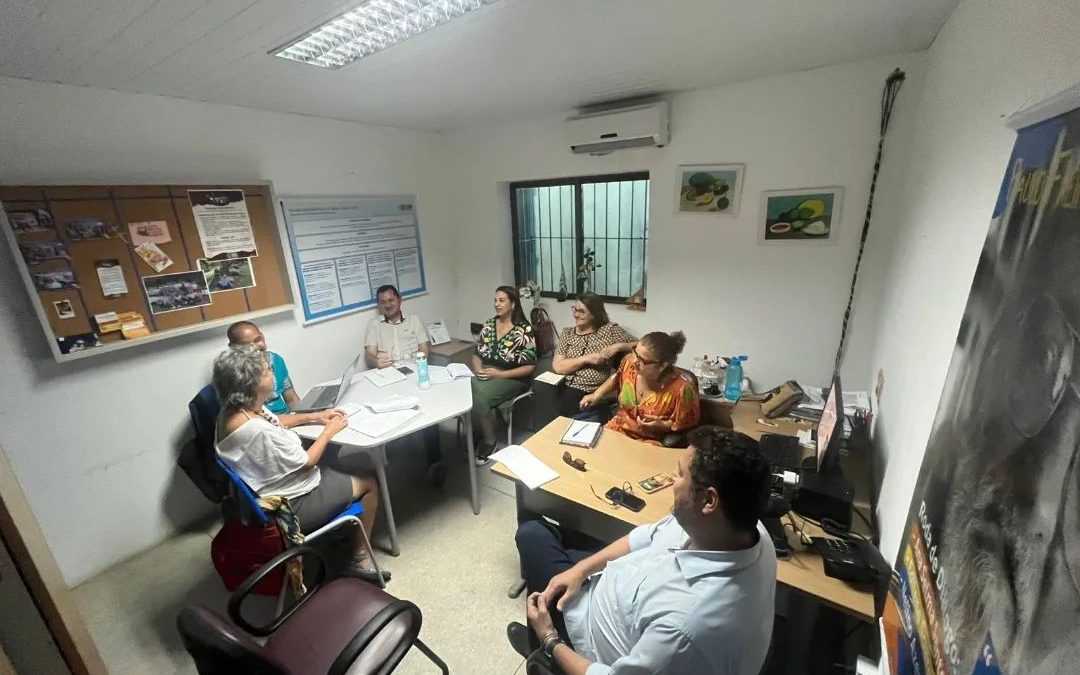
[348,408,420,438]
[363,367,407,387]
[366,394,419,413]
[427,365,453,385]
[489,445,559,490]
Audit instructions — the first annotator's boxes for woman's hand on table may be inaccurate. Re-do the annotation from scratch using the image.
[316,408,347,424]
[322,414,349,436]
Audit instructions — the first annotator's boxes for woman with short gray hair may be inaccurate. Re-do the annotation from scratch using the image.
[212,344,386,582]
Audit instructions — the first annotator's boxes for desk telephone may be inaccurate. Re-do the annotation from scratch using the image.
[810,535,878,584]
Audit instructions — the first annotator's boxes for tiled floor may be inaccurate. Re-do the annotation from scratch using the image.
[73,433,529,674]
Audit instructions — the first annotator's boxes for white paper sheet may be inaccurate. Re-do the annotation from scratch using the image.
[489,445,560,490]
[426,320,451,345]
[347,408,421,438]
[427,365,453,385]
[363,367,408,387]
[366,394,420,413]
[535,371,565,385]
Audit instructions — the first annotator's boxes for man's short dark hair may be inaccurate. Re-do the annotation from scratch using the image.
[226,320,257,344]
[375,285,400,299]
[686,426,771,531]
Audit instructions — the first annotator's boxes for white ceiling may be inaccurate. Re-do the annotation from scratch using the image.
[0,0,956,131]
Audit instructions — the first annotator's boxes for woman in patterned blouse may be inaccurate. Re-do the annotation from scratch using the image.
[581,330,701,445]
[471,285,537,462]
[534,294,637,426]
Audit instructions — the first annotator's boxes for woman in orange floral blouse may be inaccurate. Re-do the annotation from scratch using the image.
[580,331,700,445]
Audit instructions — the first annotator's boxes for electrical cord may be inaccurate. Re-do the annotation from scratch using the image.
[832,68,906,377]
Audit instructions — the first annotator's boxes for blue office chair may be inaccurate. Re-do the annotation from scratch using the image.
[213,457,385,611]
[179,385,229,503]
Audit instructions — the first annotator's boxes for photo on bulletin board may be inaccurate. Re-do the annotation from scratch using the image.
[7,209,54,234]
[142,270,212,314]
[31,266,79,291]
[676,164,744,215]
[19,240,70,264]
[56,332,102,355]
[65,218,118,241]
[759,187,843,244]
[199,257,256,293]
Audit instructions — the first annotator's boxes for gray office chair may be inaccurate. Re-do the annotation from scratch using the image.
[504,390,534,445]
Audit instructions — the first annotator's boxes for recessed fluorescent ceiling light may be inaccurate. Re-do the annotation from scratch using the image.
[273,0,499,69]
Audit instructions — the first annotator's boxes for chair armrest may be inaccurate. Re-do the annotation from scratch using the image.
[228,545,326,637]
[327,599,422,675]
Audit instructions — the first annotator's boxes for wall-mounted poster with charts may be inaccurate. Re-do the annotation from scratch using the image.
[279,196,427,324]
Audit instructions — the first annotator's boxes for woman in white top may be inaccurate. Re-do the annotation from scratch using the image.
[213,344,386,582]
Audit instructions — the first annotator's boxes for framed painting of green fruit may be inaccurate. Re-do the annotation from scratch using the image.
[760,187,843,243]
[676,164,744,215]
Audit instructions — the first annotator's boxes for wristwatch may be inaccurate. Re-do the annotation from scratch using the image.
[542,633,563,658]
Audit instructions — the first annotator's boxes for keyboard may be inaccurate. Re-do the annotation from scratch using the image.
[759,433,802,470]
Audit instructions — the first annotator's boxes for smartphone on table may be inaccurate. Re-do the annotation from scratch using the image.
[638,472,674,494]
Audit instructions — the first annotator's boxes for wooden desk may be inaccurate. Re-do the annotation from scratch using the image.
[428,339,474,366]
[491,412,876,623]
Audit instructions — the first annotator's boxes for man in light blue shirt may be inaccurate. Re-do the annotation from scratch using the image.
[510,426,776,674]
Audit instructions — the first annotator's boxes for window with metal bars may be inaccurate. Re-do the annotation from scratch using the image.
[510,172,649,305]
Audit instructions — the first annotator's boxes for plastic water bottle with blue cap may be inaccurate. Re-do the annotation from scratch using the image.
[725,355,747,401]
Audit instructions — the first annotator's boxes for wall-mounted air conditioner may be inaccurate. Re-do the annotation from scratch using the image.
[564,100,669,155]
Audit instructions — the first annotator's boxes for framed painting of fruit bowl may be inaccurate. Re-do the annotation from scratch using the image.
[675,164,744,216]
[759,187,843,244]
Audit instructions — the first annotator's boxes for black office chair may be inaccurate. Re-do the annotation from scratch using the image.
[177,545,448,675]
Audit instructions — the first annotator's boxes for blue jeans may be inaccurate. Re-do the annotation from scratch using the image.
[514,519,604,646]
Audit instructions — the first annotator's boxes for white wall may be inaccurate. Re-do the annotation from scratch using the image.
[0,77,456,585]
[865,0,1080,563]
[439,53,926,390]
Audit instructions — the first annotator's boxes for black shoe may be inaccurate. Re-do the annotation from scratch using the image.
[506,621,532,659]
[342,559,392,584]
[474,442,495,467]
[428,461,448,488]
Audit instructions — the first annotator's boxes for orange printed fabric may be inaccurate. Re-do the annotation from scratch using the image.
[605,355,701,445]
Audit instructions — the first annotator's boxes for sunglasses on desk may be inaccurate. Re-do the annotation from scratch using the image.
[562,451,587,472]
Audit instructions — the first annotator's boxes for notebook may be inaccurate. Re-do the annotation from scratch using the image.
[561,420,602,448]
[446,363,474,379]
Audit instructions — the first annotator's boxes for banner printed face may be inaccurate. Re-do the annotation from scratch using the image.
[884,106,1080,675]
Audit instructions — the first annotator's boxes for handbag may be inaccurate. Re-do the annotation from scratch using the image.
[759,380,805,418]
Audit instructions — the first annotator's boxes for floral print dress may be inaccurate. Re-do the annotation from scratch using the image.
[605,354,701,444]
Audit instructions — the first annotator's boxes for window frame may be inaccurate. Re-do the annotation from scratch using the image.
[509,171,650,306]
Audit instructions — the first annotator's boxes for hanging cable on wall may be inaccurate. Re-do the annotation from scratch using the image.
[832,68,906,378]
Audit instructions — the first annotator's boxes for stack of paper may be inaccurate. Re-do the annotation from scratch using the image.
[366,394,419,413]
[363,367,408,387]
[489,445,559,490]
[347,407,421,438]
[535,371,565,385]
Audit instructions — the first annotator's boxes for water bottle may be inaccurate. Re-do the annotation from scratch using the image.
[416,352,431,390]
[725,355,746,401]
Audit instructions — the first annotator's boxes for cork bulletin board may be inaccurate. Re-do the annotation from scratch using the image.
[0,183,293,362]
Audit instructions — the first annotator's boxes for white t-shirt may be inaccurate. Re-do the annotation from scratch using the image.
[364,313,428,359]
[215,408,320,500]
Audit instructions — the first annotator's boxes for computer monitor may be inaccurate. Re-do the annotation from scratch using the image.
[816,376,844,473]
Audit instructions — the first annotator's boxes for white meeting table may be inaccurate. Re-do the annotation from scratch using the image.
[293,372,477,556]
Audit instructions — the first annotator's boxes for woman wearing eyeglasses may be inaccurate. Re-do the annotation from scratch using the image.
[580,330,700,445]
[534,294,637,426]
